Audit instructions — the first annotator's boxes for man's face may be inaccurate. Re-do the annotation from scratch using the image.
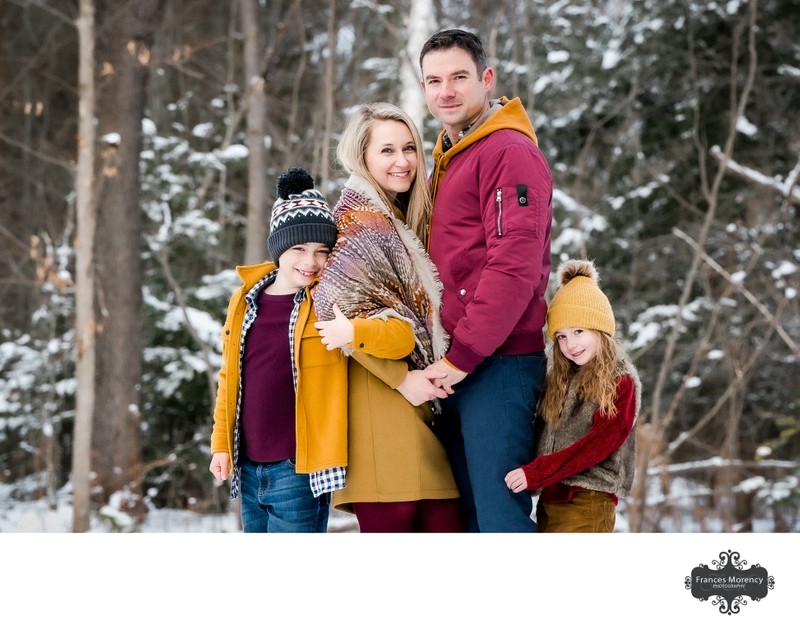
[421,46,494,142]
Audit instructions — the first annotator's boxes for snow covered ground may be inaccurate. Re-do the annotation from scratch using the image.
[0,486,358,533]
[1,473,794,533]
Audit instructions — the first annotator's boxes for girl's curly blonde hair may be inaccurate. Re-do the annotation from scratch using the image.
[538,331,621,427]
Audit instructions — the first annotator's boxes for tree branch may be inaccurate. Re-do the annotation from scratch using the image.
[672,227,798,358]
[0,130,74,173]
[710,148,800,204]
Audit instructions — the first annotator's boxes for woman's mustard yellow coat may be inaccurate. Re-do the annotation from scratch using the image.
[209,262,348,475]
[332,317,459,513]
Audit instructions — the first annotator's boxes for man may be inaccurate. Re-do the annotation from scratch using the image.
[419,29,553,532]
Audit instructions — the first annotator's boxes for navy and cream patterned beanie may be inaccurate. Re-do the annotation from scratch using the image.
[267,167,337,265]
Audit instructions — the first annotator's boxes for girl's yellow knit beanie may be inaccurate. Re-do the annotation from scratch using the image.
[546,259,615,339]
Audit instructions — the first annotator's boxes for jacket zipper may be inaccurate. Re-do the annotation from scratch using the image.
[496,188,503,236]
[427,154,447,250]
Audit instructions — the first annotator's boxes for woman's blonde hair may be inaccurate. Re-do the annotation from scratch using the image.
[539,331,621,426]
[336,102,432,242]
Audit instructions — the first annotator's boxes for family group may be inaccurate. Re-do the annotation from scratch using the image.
[208,28,640,534]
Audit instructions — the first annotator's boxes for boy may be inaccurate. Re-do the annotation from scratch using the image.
[209,167,347,532]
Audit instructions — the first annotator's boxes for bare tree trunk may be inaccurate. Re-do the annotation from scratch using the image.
[72,0,97,533]
[91,0,164,521]
[241,0,268,264]
[285,0,308,167]
[314,0,336,193]
[717,383,744,531]
[401,0,433,135]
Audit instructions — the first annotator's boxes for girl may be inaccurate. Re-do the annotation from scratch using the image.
[314,102,462,533]
[504,259,641,533]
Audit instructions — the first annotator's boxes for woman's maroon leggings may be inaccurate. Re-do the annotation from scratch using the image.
[352,499,463,533]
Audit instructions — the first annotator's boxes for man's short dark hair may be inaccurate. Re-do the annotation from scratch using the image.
[419,28,488,74]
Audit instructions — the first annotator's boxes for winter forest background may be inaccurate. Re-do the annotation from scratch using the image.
[0,0,798,534]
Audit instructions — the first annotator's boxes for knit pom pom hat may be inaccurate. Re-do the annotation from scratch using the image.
[267,167,337,265]
[546,259,615,339]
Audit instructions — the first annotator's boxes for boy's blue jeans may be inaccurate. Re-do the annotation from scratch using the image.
[435,353,545,532]
[239,456,329,533]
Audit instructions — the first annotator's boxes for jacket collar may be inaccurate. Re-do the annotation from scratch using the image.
[432,96,539,167]
[234,260,318,297]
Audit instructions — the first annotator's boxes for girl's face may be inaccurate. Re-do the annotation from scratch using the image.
[555,328,600,366]
[271,242,331,294]
[364,119,417,201]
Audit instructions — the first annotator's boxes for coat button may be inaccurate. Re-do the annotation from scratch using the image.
[459,289,466,296]
[519,196,527,204]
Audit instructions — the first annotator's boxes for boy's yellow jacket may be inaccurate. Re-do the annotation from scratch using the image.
[209,262,347,474]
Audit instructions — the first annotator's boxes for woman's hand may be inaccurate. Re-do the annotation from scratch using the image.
[396,369,448,407]
[314,304,354,350]
[424,359,467,394]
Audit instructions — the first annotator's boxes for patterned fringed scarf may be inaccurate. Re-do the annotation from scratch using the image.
[314,174,448,371]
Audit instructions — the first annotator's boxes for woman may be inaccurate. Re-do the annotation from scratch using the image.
[314,102,462,532]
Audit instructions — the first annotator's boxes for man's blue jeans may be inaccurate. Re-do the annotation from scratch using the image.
[239,456,329,533]
[435,353,545,532]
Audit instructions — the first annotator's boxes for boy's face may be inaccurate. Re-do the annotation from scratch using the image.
[273,242,331,294]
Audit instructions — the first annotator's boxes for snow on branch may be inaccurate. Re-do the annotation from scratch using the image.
[711,146,800,203]
[649,456,798,475]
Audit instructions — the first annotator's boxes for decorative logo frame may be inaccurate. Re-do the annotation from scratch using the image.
[685,550,774,614]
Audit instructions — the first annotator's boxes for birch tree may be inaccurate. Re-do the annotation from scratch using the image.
[313,0,337,194]
[241,0,268,264]
[401,0,434,136]
[72,0,98,533]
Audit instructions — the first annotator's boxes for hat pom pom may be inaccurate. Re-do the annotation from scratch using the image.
[276,167,315,198]
[557,259,599,288]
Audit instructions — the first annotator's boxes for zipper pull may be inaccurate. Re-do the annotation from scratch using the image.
[496,188,503,236]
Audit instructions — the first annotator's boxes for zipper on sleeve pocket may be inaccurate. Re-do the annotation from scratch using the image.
[495,188,503,236]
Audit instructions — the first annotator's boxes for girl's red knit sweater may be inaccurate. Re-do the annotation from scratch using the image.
[521,375,637,504]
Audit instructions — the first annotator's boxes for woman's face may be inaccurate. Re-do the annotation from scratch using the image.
[364,119,417,201]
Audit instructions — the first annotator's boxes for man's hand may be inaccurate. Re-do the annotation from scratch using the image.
[314,304,354,350]
[396,369,449,407]
[424,359,467,394]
